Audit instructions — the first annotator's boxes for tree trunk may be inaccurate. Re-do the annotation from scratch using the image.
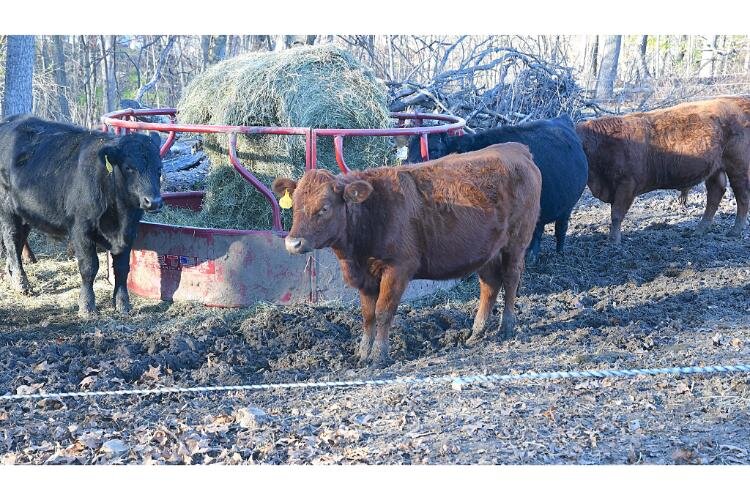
[176,36,188,88]
[100,35,117,112]
[211,35,227,63]
[589,35,599,78]
[52,35,71,121]
[685,35,695,77]
[39,36,51,74]
[698,34,717,78]
[595,35,621,100]
[248,35,266,51]
[273,35,285,52]
[201,35,211,70]
[637,35,651,82]
[2,35,36,117]
[78,36,92,125]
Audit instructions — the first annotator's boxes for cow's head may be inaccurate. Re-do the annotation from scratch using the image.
[406,133,451,164]
[100,132,163,212]
[272,170,373,254]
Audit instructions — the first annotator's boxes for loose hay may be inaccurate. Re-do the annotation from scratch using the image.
[172,45,395,230]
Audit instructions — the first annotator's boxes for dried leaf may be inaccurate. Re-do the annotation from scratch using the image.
[101,439,129,455]
[79,375,97,389]
[16,383,44,395]
[234,407,269,429]
[672,447,700,464]
[141,365,162,381]
[33,361,49,373]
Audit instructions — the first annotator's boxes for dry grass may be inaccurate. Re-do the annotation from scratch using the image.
[174,45,395,230]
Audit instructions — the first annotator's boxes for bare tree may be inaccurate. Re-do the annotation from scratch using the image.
[589,36,599,78]
[100,35,118,112]
[211,35,227,63]
[698,34,717,78]
[52,35,71,121]
[135,36,176,103]
[637,35,651,83]
[595,35,622,100]
[201,35,211,70]
[3,36,36,117]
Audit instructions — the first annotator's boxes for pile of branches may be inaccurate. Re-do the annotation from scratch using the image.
[387,47,590,130]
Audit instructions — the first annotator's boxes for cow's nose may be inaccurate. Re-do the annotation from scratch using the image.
[142,196,163,212]
[285,237,305,254]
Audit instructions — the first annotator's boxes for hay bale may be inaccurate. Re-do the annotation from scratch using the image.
[176,45,395,230]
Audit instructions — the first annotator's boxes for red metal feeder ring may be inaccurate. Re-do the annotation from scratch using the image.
[102,108,465,307]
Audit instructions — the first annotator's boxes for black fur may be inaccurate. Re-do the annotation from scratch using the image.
[407,115,588,260]
[0,115,162,316]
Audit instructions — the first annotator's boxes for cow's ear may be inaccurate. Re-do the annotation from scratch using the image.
[99,145,123,166]
[272,177,298,197]
[149,132,162,149]
[343,180,373,204]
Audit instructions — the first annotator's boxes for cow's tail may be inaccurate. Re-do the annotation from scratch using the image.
[678,188,690,206]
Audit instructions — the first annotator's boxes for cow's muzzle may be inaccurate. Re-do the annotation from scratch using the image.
[141,196,163,212]
[285,237,311,255]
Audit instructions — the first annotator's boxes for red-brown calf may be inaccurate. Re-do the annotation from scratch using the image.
[273,143,542,366]
[576,96,750,243]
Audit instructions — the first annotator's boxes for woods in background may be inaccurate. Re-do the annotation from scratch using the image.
[2,35,750,128]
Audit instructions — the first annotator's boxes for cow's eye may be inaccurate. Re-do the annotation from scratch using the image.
[318,205,329,216]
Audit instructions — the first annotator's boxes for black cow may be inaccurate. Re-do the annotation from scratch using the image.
[0,115,163,317]
[407,115,588,261]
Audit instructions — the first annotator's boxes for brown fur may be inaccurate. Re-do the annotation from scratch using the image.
[273,143,542,366]
[576,96,750,243]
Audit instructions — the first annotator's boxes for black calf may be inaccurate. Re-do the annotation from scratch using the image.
[0,115,162,316]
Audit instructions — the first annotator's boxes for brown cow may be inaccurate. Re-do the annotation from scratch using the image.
[576,96,750,244]
[273,143,542,366]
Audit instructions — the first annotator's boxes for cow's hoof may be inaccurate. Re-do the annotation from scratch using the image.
[357,336,373,362]
[499,317,516,340]
[78,308,97,320]
[727,227,744,237]
[694,223,711,236]
[367,341,393,368]
[114,295,131,315]
[466,328,486,346]
[78,299,97,319]
[12,279,32,295]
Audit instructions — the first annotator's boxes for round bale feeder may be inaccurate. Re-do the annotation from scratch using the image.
[102,108,465,307]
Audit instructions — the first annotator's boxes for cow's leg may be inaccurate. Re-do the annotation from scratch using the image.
[111,250,132,314]
[499,247,525,339]
[0,217,31,294]
[726,168,750,237]
[696,171,727,235]
[357,289,377,363]
[609,185,635,245]
[525,222,544,264]
[555,210,573,253]
[468,258,502,345]
[368,267,410,367]
[70,228,99,318]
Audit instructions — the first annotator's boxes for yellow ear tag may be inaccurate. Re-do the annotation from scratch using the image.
[279,189,293,210]
[105,155,113,175]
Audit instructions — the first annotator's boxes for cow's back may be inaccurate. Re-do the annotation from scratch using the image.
[578,96,750,202]
[477,116,588,224]
[0,116,103,234]
[376,143,541,279]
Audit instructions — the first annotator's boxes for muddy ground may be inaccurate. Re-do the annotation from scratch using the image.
[1,184,749,464]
